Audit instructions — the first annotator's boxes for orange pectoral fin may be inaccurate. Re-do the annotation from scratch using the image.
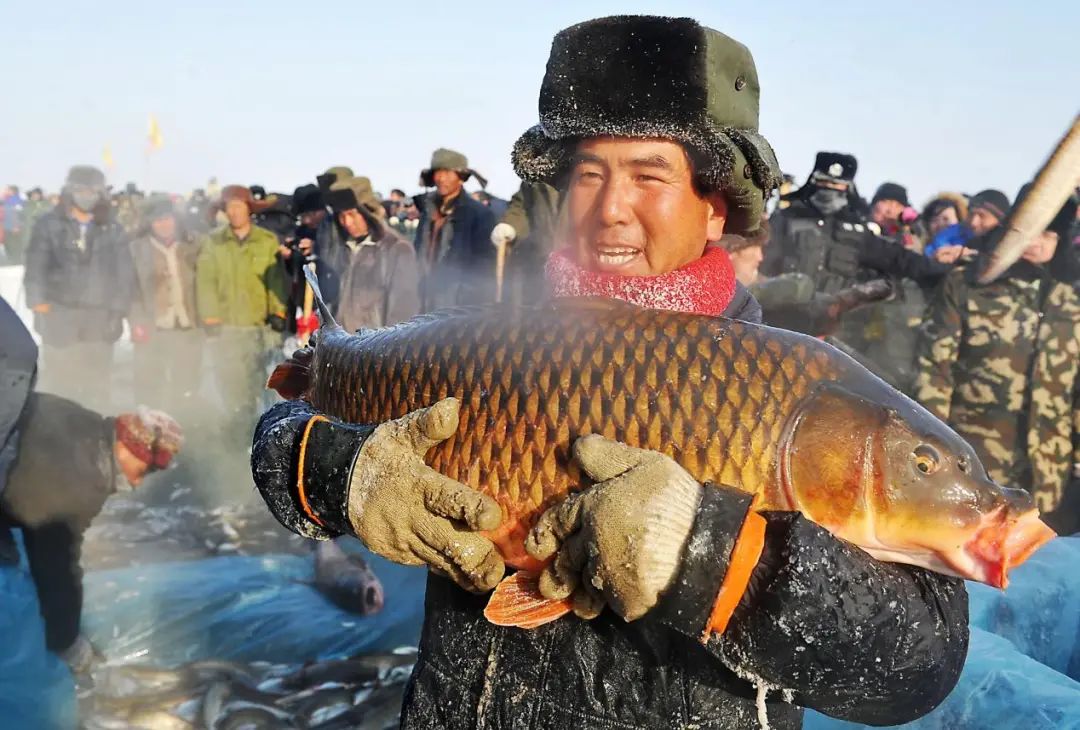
[267,348,314,400]
[483,571,573,629]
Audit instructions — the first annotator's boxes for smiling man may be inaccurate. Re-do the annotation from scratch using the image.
[251,16,968,729]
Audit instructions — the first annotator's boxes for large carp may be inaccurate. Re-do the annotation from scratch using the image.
[269,290,1054,624]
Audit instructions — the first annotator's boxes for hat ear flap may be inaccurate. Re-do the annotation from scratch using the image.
[420,170,435,187]
[459,171,472,183]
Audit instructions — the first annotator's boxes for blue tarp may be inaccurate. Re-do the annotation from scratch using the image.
[81,543,428,666]
[806,536,1080,730]
[3,535,1079,729]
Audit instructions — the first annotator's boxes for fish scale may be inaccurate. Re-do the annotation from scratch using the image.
[307,298,848,569]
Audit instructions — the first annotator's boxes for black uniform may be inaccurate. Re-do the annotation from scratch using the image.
[249,290,967,729]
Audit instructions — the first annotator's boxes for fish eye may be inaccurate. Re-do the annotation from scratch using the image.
[912,444,941,475]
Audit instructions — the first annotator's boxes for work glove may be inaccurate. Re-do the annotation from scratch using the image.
[347,398,506,593]
[58,635,101,676]
[525,435,703,621]
[491,222,516,248]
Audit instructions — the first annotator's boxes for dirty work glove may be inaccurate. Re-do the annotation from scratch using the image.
[490,222,516,247]
[58,635,101,675]
[347,398,506,593]
[525,435,704,621]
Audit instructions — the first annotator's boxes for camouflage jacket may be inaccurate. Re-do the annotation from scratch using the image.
[914,264,1080,512]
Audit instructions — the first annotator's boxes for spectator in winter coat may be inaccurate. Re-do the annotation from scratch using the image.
[323,176,420,330]
[128,196,203,417]
[23,166,134,411]
[195,185,287,450]
[932,189,1009,264]
[414,148,497,311]
[251,16,967,730]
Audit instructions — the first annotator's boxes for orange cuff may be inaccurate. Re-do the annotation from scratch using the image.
[295,414,330,528]
[702,510,767,640]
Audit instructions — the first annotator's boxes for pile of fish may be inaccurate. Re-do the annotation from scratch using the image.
[80,648,416,730]
[83,491,311,571]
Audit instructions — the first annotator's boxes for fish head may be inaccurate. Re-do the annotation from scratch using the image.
[782,383,1055,588]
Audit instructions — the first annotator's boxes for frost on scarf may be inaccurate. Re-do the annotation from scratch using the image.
[544,246,737,316]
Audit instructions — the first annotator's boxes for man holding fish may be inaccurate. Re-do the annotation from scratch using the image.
[251,16,1055,729]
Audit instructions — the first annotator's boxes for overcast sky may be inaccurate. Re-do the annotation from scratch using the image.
[3,0,1077,207]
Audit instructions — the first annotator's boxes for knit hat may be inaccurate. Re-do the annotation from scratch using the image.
[326,176,385,219]
[511,16,781,235]
[317,166,354,193]
[969,189,1010,222]
[292,184,325,215]
[871,182,909,207]
[115,408,184,471]
[419,148,488,189]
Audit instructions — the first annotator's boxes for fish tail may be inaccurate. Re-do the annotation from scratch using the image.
[304,263,340,331]
[483,571,574,629]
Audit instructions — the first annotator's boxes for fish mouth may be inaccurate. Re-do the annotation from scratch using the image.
[953,508,1056,588]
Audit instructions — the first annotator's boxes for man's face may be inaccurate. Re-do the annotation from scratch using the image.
[968,207,1001,236]
[728,245,764,286]
[300,209,325,229]
[1021,230,1059,264]
[929,206,959,236]
[433,169,463,198]
[338,209,369,239]
[871,199,904,226]
[566,137,726,276]
[150,215,176,242]
[225,199,251,230]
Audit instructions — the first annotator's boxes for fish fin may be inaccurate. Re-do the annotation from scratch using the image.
[483,571,573,629]
[303,263,341,331]
[266,356,311,400]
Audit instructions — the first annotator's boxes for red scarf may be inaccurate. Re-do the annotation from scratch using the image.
[544,246,737,316]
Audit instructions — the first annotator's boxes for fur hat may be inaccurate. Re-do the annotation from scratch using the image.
[510,15,781,235]
[292,184,325,215]
[923,192,969,223]
[115,408,184,471]
[326,176,385,220]
[218,184,274,214]
[419,148,488,189]
[809,152,858,184]
[317,166,354,193]
[141,195,176,222]
[65,165,106,190]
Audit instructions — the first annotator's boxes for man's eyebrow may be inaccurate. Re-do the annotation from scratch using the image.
[571,152,605,166]
[627,154,675,170]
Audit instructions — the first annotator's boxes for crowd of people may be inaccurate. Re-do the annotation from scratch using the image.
[4,136,1080,538]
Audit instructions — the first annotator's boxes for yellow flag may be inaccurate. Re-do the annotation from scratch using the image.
[147,115,164,151]
[102,145,115,170]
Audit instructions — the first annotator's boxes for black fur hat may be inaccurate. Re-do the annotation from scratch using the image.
[511,15,781,235]
[809,152,858,184]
